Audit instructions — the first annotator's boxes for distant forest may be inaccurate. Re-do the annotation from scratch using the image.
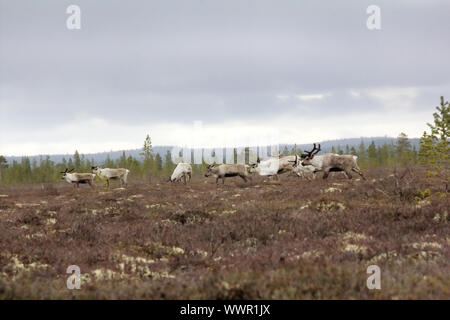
[4,136,419,164]
[0,134,421,185]
[0,94,448,186]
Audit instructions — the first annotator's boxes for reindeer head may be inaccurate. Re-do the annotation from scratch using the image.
[204,164,216,177]
[301,144,321,165]
[60,168,74,179]
[91,166,100,174]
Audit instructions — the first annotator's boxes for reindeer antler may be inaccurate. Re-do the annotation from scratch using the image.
[302,143,321,159]
[312,144,321,156]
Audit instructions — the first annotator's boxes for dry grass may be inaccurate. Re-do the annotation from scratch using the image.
[0,167,448,299]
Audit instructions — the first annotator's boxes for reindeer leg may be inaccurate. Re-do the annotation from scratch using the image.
[344,169,353,179]
[322,170,330,179]
[352,167,366,180]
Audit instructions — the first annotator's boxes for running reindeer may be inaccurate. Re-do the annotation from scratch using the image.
[300,143,366,180]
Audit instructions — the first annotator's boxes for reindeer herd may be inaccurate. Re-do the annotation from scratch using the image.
[60,144,366,189]
[61,166,130,189]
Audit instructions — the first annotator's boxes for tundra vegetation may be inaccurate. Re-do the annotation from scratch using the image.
[0,97,448,299]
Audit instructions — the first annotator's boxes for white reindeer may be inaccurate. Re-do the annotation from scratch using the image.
[61,168,96,189]
[92,166,130,188]
[249,155,299,180]
[170,163,192,184]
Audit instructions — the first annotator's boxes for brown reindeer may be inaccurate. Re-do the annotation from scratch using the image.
[301,144,366,180]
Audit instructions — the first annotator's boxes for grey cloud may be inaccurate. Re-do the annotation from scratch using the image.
[1,0,449,153]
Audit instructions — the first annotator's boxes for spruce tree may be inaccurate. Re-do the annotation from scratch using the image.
[155,153,163,172]
[74,151,81,171]
[345,145,350,155]
[67,158,74,170]
[367,141,377,165]
[141,134,154,179]
[396,132,412,165]
[119,151,127,168]
[418,96,449,189]
[164,150,175,175]
[0,155,8,183]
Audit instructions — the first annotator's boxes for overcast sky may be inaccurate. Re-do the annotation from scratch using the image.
[1,0,449,156]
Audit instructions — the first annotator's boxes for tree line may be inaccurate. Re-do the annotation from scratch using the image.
[0,97,448,186]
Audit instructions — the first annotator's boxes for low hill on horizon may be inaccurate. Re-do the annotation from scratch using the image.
[4,136,420,164]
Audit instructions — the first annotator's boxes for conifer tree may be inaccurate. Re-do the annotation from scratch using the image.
[358,140,366,159]
[0,155,8,182]
[418,96,449,189]
[367,141,377,165]
[67,158,74,170]
[345,145,350,155]
[396,132,412,165]
[141,134,154,178]
[119,151,127,168]
[74,151,81,171]
[155,153,163,172]
[164,150,175,175]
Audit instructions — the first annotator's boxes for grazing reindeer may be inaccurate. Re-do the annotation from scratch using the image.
[292,163,317,180]
[301,144,366,180]
[61,168,96,189]
[92,166,130,188]
[169,163,192,184]
[204,164,251,184]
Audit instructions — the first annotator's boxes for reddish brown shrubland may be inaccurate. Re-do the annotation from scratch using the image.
[0,167,448,299]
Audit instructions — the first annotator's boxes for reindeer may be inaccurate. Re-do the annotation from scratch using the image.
[301,144,366,180]
[292,163,317,180]
[92,166,130,188]
[249,155,299,180]
[204,164,251,184]
[61,168,96,189]
[169,163,192,184]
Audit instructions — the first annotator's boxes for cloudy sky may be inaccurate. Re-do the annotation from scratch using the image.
[1,0,449,156]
